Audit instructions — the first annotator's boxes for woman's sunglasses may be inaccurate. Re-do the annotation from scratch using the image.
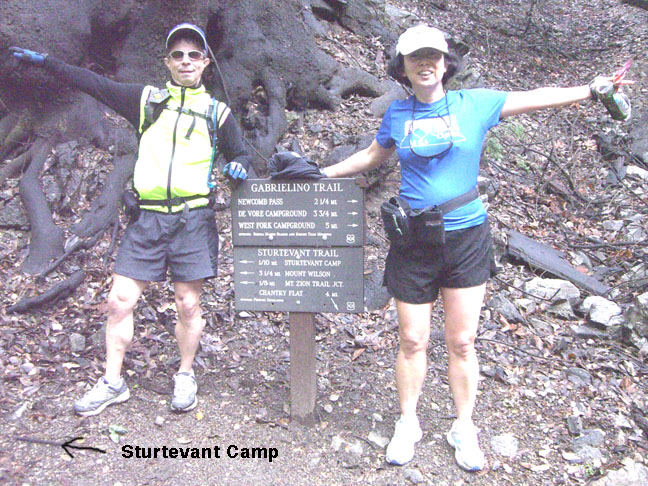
[168,50,206,61]
[409,135,453,160]
[408,95,453,160]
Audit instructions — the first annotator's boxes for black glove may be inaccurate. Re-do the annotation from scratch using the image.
[121,190,141,223]
[268,151,325,180]
[9,47,48,65]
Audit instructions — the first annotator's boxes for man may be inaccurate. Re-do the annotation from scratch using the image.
[11,23,250,415]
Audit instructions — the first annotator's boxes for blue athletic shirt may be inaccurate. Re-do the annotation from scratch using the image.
[376,89,508,231]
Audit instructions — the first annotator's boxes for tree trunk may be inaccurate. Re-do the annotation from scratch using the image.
[0,0,392,304]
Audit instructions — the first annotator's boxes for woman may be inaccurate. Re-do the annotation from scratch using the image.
[322,24,630,470]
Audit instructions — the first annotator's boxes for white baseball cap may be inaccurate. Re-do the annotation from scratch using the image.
[166,23,208,51]
[396,25,449,56]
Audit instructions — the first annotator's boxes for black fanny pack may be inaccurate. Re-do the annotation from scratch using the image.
[380,187,479,246]
[380,196,412,246]
[410,206,445,245]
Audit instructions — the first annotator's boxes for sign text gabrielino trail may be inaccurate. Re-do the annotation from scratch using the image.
[232,179,363,247]
[232,178,364,313]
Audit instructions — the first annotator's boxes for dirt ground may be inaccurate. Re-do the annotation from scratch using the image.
[2,0,648,485]
[4,282,635,486]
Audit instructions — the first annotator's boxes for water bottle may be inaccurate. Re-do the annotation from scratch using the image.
[593,81,632,121]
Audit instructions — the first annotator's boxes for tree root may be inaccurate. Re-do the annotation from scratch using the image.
[102,216,120,271]
[6,270,86,313]
[0,112,32,161]
[18,137,65,274]
[0,113,19,145]
[316,66,385,111]
[71,150,136,238]
[246,65,386,163]
[47,130,136,273]
[247,68,288,158]
[0,151,30,187]
[40,232,103,277]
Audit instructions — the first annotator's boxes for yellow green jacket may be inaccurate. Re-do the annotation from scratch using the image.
[136,83,229,211]
[43,57,251,213]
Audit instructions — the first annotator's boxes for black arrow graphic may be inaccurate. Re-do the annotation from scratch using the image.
[61,437,107,458]
[15,436,107,458]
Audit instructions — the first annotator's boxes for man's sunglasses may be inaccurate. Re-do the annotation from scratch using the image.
[168,50,206,61]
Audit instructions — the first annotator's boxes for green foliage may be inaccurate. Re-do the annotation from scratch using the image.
[508,121,526,140]
[108,424,128,443]
[485,136,504,162]
[515,154,531,172]
[583,462,601,478]
[484,120,530,168]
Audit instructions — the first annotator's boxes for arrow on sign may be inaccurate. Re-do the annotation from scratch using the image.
[240,281,255,285]
[347,224,359,228]
[330,298,339,311]
[239,271,255,275]
[15,436,106,459]
[347,199,359,203]
[347,212,358,216]
[239,260,254,264]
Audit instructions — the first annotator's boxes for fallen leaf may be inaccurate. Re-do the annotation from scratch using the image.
[520,462,551,472]
[351,348,365,361]
[109,425,128,435]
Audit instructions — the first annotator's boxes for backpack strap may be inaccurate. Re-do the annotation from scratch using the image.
[139,87,171,136]
[206,98,228,189]
[206,99,219,147]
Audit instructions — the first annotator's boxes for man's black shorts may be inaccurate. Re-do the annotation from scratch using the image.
[114,207,219,282]
[383,219,497,304]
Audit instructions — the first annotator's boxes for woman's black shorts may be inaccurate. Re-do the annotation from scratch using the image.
[383,219,497,304]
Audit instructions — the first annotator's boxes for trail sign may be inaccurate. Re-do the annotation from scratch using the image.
[234,246,363,313]
[232,178,364,314]
[231,177,366,424]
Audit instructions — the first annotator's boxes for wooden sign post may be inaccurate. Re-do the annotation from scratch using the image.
[289,312,317,424]
[232,178,365,424]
